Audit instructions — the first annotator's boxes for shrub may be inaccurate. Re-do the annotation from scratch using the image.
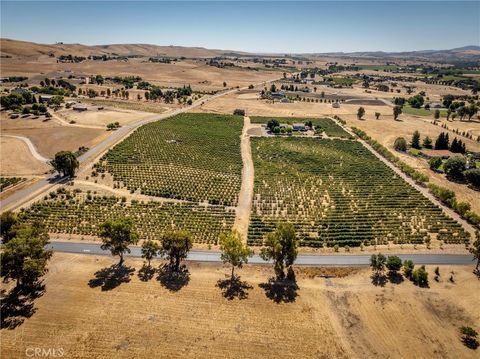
[444,156,466,180]
[428,157,443,171]
[403,260,414,278]
[465,168,480,188]
[386,256,402,272]
[233,109,245,116]
[460,326,479,350]
[394,137,407,152]
[411,265,428,287]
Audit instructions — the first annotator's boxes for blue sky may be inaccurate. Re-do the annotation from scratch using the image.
[1,1,479,53]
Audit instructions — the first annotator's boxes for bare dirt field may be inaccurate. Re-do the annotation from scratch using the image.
[0,137,49,175]
[2,125,109,158]
[56,107,152,127]
[1,253,478,359]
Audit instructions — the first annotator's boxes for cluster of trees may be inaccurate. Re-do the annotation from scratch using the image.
[50,151,79,177]
[57,54,86,63]
[2,76,28,83]
[148,57,174,63]
[106,122,121,130]
[144,85,192,104]
[370,254,429,287]
[1,91,35,110]
[434,132,467,153]
[408,94,424,108]
[112,76,142,89]
[103,220,298,283]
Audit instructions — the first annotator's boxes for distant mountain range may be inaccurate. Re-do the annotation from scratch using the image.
[1,38,479,63]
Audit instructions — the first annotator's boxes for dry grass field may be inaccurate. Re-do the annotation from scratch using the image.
[55,107,152,127]
[1,57,280,91]
[1,253,478,359]
[0,137,49,175]
[1,114,110,158]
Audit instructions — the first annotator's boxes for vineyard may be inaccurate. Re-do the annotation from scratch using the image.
[249,116,353,138]
[248,137,470,247]
[0,177,25,192]
[95,113,244,206]
[20,189,235,244]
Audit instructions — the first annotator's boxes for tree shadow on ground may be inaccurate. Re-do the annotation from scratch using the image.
[1,281,45,330]
[88,264,135,291]
[157,264,190,292]
[259,269,299,303]
[388,271,404,284]
[216,275,253,300]
[473,268,480,279]
[138,265,156,282]
[371,273,388,287]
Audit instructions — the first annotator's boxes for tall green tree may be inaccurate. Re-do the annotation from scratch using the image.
[393,105,402,120]
[370,253,387,275]
[141,240,160,267]
[99,218,139,266]
[50,151,79,177]
[411,130,421,149]
[386,255,402,274]
[0,223,52,288]
[357,107,365,120]
[219,230,253,280]
[403,260,414,278]
[422,136,433,149]
[0,210,18,243]
[160,230,193,271]
[260,223,298,279]
[444,156,466,180]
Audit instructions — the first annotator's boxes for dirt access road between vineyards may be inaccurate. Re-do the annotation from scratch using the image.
[233,116,255,242]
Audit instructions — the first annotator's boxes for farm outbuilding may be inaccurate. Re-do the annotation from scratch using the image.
[73,105,88,111]
[292,123,307,131]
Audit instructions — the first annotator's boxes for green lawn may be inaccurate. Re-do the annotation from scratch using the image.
[401,104,447,117]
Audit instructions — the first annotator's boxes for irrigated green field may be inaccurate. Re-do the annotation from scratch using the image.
[248,137,469,247]
[249,116,353,138]
[95,113,243,206]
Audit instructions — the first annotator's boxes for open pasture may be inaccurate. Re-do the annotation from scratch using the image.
[96,113,243,206]
[248,137,469,247]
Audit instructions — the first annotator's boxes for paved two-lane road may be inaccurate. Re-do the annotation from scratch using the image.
[48,241,475,266]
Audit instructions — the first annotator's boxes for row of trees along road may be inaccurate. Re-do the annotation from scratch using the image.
[101,219,298,282]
